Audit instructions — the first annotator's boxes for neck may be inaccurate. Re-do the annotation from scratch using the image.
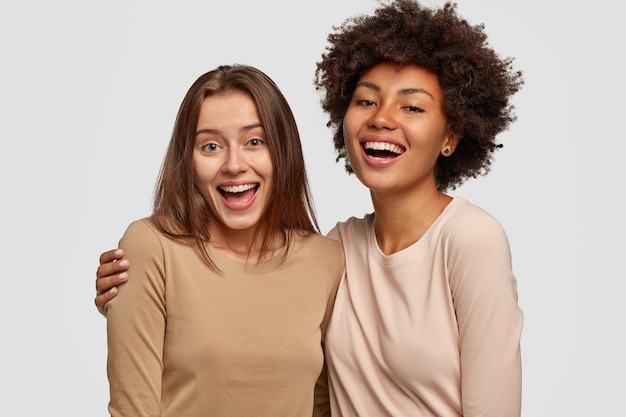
[371,187,451,255]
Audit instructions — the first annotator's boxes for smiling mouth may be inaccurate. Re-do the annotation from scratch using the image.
[219,183,259,203]
[362,141,405,159]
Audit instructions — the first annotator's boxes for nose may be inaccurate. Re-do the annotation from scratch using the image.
[368,102,397,130]
[222,147,247,175]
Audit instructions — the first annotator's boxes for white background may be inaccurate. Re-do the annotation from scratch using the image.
[0,0,622,415]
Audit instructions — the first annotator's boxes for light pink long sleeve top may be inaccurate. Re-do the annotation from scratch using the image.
[325,197,523,417]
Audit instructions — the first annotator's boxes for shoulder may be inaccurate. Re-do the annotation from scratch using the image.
[444,198,507,238]
[326,213,373,241]
[120,217,167,253]
[292,231,345,271]
[123,217,158,236]
[121,217,162,242]
[294,231,342,257]
[442,198,511,257]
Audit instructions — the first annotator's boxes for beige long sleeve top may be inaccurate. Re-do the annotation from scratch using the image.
[325,197,523,417]
[105,218,343,417]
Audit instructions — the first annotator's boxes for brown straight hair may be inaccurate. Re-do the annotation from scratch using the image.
[151,64,319,269]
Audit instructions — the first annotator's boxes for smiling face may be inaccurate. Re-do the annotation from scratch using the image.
[343,62,457,196]
[192,91,273,236]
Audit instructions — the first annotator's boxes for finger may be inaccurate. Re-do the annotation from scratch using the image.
[99,248,124,265]
[96,271,128,295]
[96,257,129,280]
[95,287,118,316]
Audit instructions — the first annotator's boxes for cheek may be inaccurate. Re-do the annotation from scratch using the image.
[342,110,358,137]
[255,151,275,181]
[342,118,360,154]
[191,161,204,185]
[192,161,217,190]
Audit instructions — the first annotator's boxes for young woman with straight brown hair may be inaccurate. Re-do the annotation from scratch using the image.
[104,64,343,417]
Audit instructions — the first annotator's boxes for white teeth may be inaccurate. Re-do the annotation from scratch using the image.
[363,141,404,155]
[220,184,256,193]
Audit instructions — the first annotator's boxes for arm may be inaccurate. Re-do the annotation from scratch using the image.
[313,362,331,417]
[450,215,523,417]
[95,249,129,316]
[313,238,343,417]
[106,220,166,416]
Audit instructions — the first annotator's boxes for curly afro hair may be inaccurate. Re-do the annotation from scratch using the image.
[314,0,524,191]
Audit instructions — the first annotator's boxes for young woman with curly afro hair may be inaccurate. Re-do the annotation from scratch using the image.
[94,1,524,416]
[314,1,524,416]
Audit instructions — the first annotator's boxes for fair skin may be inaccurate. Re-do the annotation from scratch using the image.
[343,62,458,255]
[193,90,278,262]
[95,62,458,306]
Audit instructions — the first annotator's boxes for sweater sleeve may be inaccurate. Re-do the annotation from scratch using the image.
[448,214,523,417]
[105,219,166,417]
[314,237,343,417]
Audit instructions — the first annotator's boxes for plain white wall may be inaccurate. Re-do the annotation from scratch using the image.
[0,0,622,415]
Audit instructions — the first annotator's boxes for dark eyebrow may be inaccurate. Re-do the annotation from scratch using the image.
[355,81,434,99]
[195,122,263,137]
[355,81,380,92]
[400,87,434,99]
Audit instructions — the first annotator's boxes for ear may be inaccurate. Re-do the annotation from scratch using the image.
[441,131,459,157]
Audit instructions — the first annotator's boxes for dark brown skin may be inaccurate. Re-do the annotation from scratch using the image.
[95,249,128,315]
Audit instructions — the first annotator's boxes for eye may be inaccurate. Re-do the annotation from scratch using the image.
[404,105,424,113]
[247,138,264,147]
[355,99,375,107]
[201,142,220,152]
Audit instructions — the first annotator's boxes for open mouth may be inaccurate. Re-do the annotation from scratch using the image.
[363,141,405,159]
[219,183,259,203]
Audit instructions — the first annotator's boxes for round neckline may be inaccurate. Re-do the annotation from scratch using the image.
[204,236,293,275]
[367,197,462,265]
